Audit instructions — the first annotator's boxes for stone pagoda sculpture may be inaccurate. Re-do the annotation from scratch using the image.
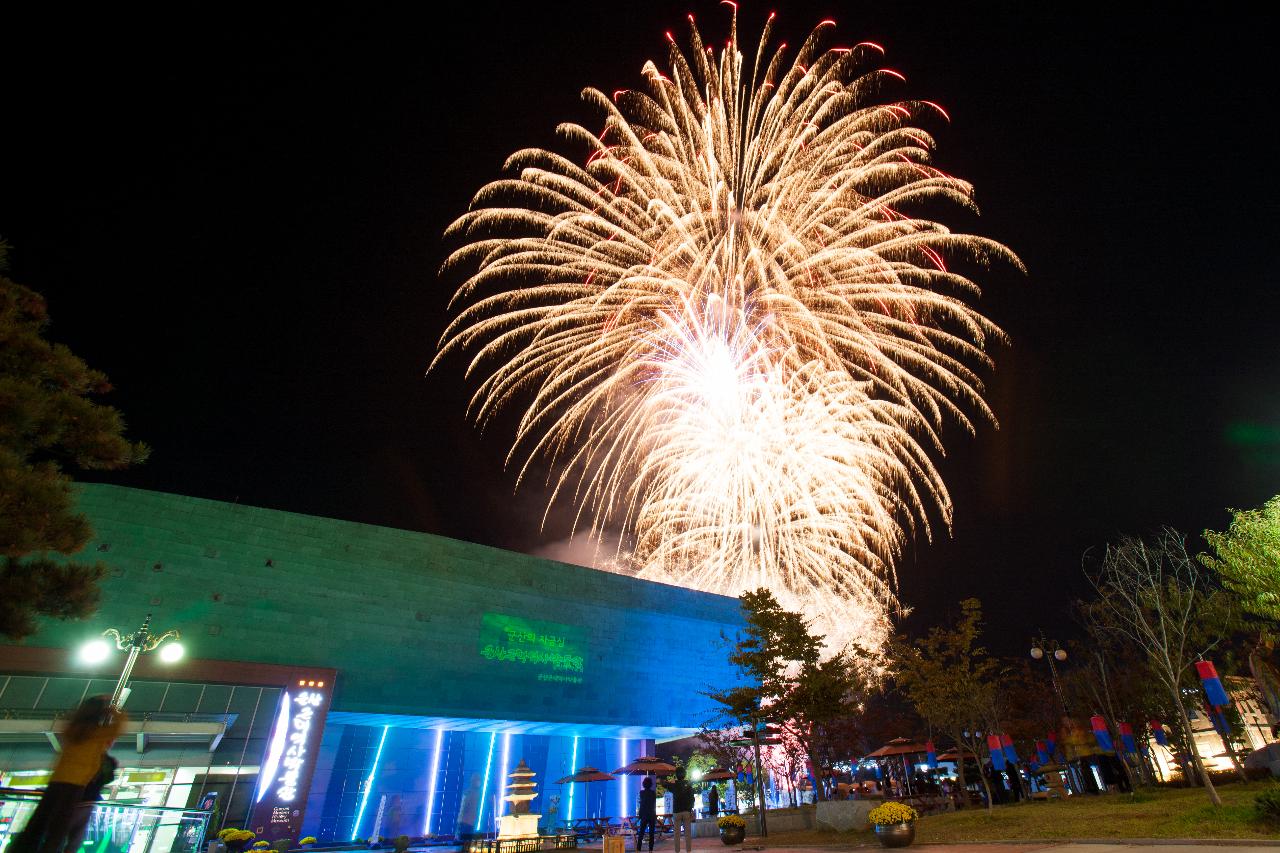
[498,758,540,838]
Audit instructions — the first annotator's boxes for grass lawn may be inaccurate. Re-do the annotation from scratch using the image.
[759,782,1280,846]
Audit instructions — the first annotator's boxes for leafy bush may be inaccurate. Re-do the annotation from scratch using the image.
[252,843,269,850]
[1255,785,1280,823]
[299,839,317,847]
[393,837,410,853]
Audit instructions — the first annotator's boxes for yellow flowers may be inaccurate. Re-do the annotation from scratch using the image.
[868,802,919,826]
[717,815,746,829]
[217,830,256,844]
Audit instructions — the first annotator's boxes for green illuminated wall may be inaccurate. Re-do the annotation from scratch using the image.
[21,485,746,730]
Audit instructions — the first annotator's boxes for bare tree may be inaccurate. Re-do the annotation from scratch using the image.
[1084,528,1229,806]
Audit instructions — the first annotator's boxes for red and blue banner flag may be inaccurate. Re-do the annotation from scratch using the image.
[999,732,1019,764]
[986,734,1006,770]
[1118,721,1137,754]
[1195,660,1231,706]
[1090,715,1113,751]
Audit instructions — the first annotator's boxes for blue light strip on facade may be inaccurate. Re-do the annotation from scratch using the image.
[423,728,445,836]
[566,735,580,823]
[476,731,498,831]
[351,726,390,840]
[619,739,628,818]
[498,732,512,818]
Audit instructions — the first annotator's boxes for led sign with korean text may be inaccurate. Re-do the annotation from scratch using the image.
[478,613,587,684]
[250,678,332,842]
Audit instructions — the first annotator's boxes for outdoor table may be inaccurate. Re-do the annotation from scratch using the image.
[903,794,950,815]
[570,817,613,841]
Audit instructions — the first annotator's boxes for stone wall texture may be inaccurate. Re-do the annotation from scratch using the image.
[23,484,747,730]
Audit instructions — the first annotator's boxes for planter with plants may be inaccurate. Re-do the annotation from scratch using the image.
[217,830,256,853]
[716,814,746,846]
[867,802,919,848]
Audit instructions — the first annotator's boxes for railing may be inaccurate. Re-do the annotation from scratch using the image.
[0,789,210,853]
[0,709,235,725]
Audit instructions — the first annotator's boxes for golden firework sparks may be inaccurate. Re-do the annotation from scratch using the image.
[436,10,1021,652]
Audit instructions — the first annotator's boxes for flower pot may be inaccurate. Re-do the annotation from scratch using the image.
[718,826,745,846]
[873,822,915,848]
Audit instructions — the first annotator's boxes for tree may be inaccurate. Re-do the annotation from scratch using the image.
[1084,528,1230,806]
[1201,495,1280,623]
[1201,496,1280,719]
[706,588,867,802]
[888,598,1000,810]
[1061,621,1161,788]
[0,241,147,638]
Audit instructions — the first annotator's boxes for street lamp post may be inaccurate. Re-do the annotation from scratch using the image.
[79,613,184,707]
[1029,635,1070,715]
[1030,634,1084,793]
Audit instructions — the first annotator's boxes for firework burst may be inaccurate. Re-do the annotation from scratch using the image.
[436,9,1020,651]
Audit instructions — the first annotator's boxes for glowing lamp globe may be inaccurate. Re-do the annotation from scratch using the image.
[1054,649,1067,662]
[1030,647,1044,660]
[79,639,112,665]
[159,642,185,663]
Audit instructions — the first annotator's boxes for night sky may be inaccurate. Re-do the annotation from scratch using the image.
[3,2,1276,654]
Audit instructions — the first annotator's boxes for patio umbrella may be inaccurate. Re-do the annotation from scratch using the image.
[863,737,929,758]
[864,738,929,797]
[701,769,736,781]
[555,766,617,784]
[554,767,617,822]
[613,756,676,776]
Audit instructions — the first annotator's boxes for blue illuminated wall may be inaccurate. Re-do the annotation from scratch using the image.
[14,485,749,835]
[303,724,655,841]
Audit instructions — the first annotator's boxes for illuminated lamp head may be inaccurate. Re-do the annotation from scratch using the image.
[79,639,112,665]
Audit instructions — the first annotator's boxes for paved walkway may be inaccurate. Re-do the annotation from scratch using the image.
[564,840,1280,853]
[583,843,1280,853]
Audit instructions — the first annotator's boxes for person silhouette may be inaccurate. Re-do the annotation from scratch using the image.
[635,777,657,852]
[10,696,126,853]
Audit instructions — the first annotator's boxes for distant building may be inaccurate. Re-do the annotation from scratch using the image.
[1148,675,1277,779]
[0,485,747,844]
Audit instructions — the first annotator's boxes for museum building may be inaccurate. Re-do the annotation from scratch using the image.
[0,485,746,844]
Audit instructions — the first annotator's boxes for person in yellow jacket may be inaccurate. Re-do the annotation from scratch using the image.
[10,696,127,853]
